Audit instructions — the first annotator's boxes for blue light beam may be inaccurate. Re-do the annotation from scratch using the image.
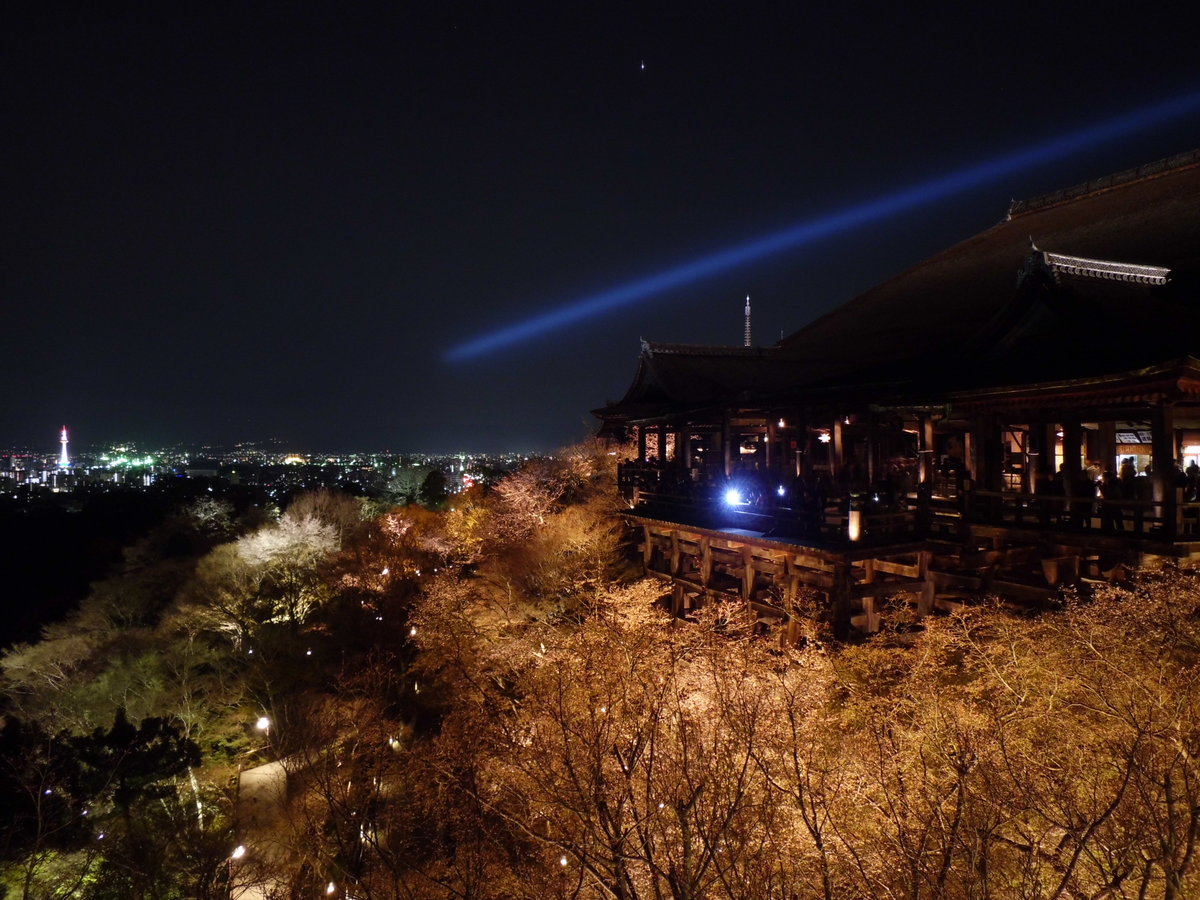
[445,89,1200,362]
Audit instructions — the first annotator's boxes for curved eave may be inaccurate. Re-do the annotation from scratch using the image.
[942,356,1200,411]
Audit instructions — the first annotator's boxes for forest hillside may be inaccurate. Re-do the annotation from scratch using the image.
[2,441,1199,900]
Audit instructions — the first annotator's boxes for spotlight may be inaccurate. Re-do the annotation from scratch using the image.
[445,88,1200,361]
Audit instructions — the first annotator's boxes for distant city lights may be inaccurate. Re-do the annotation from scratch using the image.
[3,434,537,501]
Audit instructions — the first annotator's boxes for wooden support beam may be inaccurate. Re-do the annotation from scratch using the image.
[742,546,755,600]
[782,557,799,646]
[747,557,785,576]
[870,558,920,578]
[831,561,853,640]
[856,596,880,633]
[790,570,838,590]
[851,579,928,599]
[918,549,934,617]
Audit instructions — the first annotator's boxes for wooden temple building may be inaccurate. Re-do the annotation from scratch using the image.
[593,150,1200,637]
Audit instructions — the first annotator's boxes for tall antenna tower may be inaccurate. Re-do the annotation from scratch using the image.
[59,426,70,468]
[743,295,752,347]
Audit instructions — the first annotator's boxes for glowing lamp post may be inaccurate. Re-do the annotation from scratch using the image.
[228,844,247,888]
[847,493,864,542]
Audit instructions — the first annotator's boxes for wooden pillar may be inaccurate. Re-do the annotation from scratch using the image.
[637,425,647,464]
[1019,428,1036,494]
[1152,405,1177,540]
[765,418,776,474]
[859,558,879,632]
[1061,418,1083,496]
[699,537,712,589]
[671,584,684,616]
[918,414,934,485]
[830,561,853,640]
[979,414,1005,492]
[741,546,755,601]
[784,557,800,646]
[802,426,815,478]
[682,430,693,470]
[866,416,878,484]
[722,414,733,479]
[642,524,653,571]
[832,419,845,481]
[963,427,975,484]
[1044,422,1060,476]
[669,530,681,576]
[1026,419,1044,492]
[1029,420,1058,487]
[1062,419,1084,527]
[1098,420,1117,471]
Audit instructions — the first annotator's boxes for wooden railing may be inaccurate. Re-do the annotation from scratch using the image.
[619,464,1200,545]
[968,489,1200,540]
[626,484,917,547]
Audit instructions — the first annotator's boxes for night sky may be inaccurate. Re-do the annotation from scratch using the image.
[6,3,1200,453]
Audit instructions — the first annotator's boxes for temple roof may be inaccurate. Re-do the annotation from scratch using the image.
[596,341,799,421]
[597,150,1200,423]
[775,150,1200,385]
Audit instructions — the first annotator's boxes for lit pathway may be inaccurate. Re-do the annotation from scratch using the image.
[230,758,289,900]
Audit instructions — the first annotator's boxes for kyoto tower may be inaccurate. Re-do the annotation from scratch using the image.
[59,426,71,468]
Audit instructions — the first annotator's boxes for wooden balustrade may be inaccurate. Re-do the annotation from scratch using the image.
[620,461,1200,546]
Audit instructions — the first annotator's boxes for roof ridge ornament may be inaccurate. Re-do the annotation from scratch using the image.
[1041,250,1170,285]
